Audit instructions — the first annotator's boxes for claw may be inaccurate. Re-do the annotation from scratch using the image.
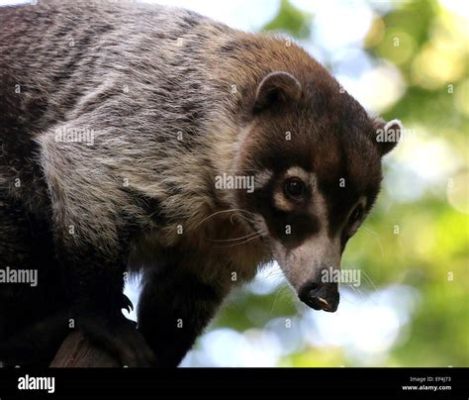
[120,294,134,313]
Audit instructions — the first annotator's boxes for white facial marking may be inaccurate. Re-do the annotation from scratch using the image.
[284,166,317,190]
[273,181,342,291]
[273,190,295,212]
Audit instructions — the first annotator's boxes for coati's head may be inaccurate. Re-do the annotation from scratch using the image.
[233,70,401,313]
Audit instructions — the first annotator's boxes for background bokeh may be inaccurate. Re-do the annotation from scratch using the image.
[1,0,467,367]
[167,0,468,367]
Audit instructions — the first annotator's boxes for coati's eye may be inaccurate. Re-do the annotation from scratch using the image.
[348,204,364,227]
[345,198,368,238]
[283,177,306,200]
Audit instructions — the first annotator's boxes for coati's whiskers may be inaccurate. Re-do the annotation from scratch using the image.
[360,269,378,293]
[263,267,284,280]
[342,281,378,306]
[214,235,263,248]
[343,283,366,299]
[270,285,292,314]
[339,288,362,306]
[361,226,385,259]
[209,233,259,243]
[210,231,266,248]
[209,227,266,243]
[193,208,257,230]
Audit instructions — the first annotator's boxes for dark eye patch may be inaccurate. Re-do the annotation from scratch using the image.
[268,208,321,250]
[236,169,320,249]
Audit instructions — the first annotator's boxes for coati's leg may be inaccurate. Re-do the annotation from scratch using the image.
[0,193,69,365]
[37,121,156,367]
[138,265,228,367]
[52,237,156,367]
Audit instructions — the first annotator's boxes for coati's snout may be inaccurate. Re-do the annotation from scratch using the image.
[232,69,402,312]
[299,281,340,312]
[272,234,342,312]
[267,181,343,312]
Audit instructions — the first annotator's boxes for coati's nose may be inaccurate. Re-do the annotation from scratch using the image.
[298,282,340,312]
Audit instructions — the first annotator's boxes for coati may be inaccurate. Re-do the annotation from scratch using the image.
[0,0,401,367]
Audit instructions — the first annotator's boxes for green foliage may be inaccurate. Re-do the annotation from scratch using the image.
[204,0,469,367]
[262,0,311,39]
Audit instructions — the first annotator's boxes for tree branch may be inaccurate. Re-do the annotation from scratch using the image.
[50,332,120,367]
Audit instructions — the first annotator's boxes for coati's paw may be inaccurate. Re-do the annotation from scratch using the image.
[78,314,156,367]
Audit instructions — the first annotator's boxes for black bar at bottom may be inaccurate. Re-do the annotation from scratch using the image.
[0,368,466,399]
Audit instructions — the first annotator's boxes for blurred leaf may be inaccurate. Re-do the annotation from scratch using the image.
[195,0,469,368]
[262,0,312,39]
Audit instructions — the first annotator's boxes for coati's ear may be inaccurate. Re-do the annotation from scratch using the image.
[254,71,302,113]
[372,117,402,156]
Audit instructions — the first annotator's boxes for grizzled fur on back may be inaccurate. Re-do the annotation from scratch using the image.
[0,0,399,366]
[0,0,271,263]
